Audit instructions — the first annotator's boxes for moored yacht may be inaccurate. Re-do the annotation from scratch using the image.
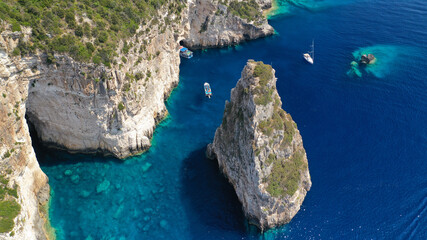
[204,82,212,98]
[303,40,314,64]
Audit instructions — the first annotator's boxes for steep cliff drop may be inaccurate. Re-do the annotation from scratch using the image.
[0,42,51,239]
[207,60,311,230]
[183,0,274,49]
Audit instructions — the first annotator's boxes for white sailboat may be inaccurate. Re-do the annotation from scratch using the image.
[303,40,314,64]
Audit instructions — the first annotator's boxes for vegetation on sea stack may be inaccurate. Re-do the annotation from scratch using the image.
[253,61,274,105]
[265,150,306,197]
[249,61,305,198]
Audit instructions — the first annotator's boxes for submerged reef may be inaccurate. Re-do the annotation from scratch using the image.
[266,0,355,18]
[348,45,415,78]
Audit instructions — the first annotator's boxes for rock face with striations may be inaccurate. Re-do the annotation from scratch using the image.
[182,0,274,49]
[207,61,311,230]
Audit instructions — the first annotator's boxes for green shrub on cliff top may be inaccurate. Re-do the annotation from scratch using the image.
[0,0,185,64]
[253,62,274,106]
[228,0,262,22]
[253,62,273,86]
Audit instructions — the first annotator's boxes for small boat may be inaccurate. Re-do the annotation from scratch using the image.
[179,46,193,59]
[303,40,314,64]
[204,82,212,98]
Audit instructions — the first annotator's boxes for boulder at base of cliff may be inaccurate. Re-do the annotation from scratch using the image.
[208,60,311,230]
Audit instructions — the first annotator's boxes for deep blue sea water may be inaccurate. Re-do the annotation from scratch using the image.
[34,0,427,239]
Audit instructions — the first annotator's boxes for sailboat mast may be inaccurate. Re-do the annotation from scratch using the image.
[312,40,314,60]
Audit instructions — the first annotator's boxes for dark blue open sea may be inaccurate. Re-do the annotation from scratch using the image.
[34,0,427,239]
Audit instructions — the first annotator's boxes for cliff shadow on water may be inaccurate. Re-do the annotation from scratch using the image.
[179,147,263,239]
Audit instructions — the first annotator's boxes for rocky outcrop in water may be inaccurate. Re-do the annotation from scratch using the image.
[360,54,376,65]
[0,42,51,239]
[182,0,274,49]
[207,60,311,230]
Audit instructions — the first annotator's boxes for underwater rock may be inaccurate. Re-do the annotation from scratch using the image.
[79,190,91,198]
[160,220,169,229]
[70,175,80,184]
[96,179,111,193]
[142,162,152,172]
[360,54,376,65]
[85,235,94,240]
[132,209,140,219]
[113,204,124,219]
[143,208,153,214]
[64,169,72,176]
[347,61,362,77]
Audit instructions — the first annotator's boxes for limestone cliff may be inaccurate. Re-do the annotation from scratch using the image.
[23,22,180,159]
[1,0,275,160]
[207,60,311,230]
[0,43,50,239]
[182,0,274,49]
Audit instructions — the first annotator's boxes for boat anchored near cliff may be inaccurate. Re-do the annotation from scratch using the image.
[179,46,193,59]
[204,82,212,98]
[303,40,314,64]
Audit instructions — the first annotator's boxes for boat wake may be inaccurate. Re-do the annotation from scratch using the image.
[398,190,427,239]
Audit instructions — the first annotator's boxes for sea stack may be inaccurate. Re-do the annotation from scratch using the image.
[207,60,311,230]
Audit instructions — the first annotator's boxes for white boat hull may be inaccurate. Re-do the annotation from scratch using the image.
[304,53,314,64]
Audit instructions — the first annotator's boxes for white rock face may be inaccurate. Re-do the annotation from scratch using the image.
[207,61,311,230]
[14,1,274,159]
[25,25,180,159]
[0,42,50,240]
[183,0,274,49]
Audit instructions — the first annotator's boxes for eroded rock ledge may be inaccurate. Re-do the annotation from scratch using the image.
[207,60,311,230]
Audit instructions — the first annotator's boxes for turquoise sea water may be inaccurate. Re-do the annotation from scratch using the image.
[34,0,427,239]
[267,0,355,17]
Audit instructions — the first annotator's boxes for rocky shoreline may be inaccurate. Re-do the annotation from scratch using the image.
[0,0,275,238]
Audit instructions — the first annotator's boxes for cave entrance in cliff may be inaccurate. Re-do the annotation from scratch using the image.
[25,114,46,163]
[179,40,185,46]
